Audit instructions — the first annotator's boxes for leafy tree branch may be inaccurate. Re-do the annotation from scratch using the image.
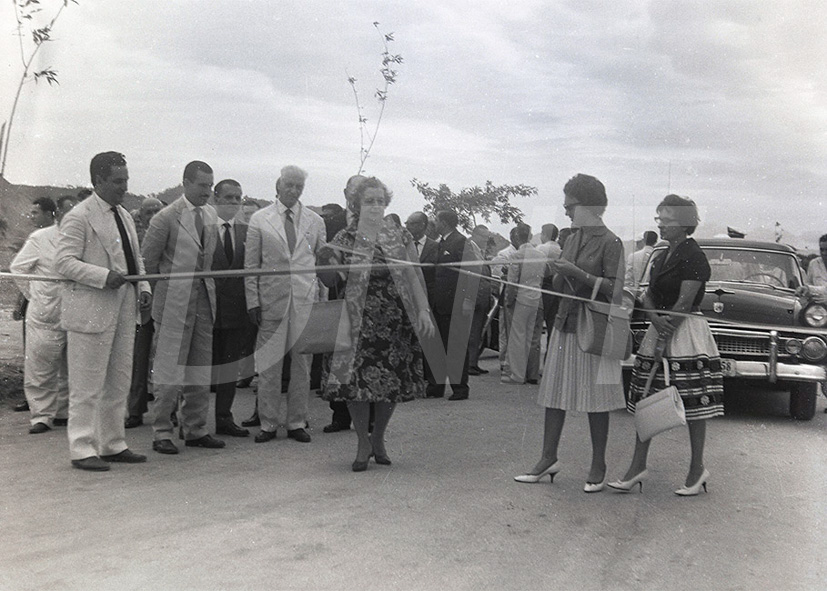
[347,22,403,175]
[1,0,78,178]
[411,178,535,233]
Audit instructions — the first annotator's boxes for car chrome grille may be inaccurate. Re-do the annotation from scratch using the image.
[713,334,769,355]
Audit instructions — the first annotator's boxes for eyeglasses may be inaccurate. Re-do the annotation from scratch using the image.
[654,216,681,226]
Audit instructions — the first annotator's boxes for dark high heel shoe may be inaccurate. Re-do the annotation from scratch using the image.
[352,443,373,472]
[372,453,392,466]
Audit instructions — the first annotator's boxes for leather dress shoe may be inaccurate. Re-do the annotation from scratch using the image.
[448,393,469,401]
[526,379,539,385]
[287,428,311,443]
[241,412,260,428]
[29,422,51,434]
[255,429,277,443]
[71,456,110,471]
[185,434,226,449]
[425,392,444,399]
[236,376,255,389]
[124,416,143,429]
[323,422,350,433]
[13,400,29,412]
[468,366,489,376]
[216,419,249,437]
[152,439,179,455]
[101,449,147,463]
[53,418,68,427]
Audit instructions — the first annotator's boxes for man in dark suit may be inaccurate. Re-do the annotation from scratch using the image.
[426,210,480,401]
[210,179,250,437]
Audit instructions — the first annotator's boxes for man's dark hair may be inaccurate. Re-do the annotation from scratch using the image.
[214,178,241,196]
[89,151,126,185]
[183,161,213,182]
[322,203,345,215]
[514,223,532,245]
[76,188,93,200]
[56,195,77,210]
[643,230,658,246]
[542,223,559,241]
[32,196,56,214]
[435,209,458,230]
[819,234,827,244]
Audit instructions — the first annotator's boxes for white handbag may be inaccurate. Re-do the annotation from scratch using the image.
[634,357,687,442]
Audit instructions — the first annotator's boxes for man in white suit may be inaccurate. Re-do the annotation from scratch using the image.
[56,152,152,471]
[245,165,326,443]
[142,160,224,455]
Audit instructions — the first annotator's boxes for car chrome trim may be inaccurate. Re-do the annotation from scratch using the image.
[769,330,778,383]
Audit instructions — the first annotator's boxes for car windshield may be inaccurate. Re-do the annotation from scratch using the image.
[641,246,803,289]
[703,248,801,288]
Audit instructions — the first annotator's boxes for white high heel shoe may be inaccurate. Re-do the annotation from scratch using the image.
[584,475,608,493]
[607,469,649,493]
[514,461,561,483]
[675,469,710,496]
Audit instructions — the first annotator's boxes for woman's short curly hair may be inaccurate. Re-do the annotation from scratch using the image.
[658,194,700,235]
[563,173,607,213]
[349,177,393,217]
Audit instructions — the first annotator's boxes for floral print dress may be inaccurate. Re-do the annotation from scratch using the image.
[322,221,425,403]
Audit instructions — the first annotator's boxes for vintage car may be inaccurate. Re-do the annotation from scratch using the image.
[627,239,827,420]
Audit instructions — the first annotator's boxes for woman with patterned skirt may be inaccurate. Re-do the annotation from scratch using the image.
[319,177,435,472]
[609,194,724,496]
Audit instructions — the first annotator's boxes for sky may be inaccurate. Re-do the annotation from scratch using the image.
[1,0,825,247]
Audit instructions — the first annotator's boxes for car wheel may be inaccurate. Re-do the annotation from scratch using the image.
[789,382,818,421]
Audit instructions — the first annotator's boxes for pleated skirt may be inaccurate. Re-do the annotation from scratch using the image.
[537,329,625,412]
[626,315,725,421]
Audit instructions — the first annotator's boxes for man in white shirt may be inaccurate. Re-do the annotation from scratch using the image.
[536,223,562,345]
[490,228,519,374]
[502,224,547,384]
[11,196,76,433]
[624,230,657,296]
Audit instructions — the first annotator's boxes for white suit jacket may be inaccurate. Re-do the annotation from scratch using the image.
[55,193,150,333]
[244,201,326,321]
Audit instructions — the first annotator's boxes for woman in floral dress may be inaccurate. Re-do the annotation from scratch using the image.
[319,177,435,471]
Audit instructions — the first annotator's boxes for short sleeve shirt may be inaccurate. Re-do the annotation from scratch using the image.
[648,238,710,310]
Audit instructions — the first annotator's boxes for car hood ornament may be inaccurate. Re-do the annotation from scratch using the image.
[713,301,725,313]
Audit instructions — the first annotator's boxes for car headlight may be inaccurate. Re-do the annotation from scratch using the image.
[801,337,827,362]
[785,339,803,355]
[802,303,827,328]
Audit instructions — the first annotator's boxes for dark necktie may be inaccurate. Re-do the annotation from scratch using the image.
[284,209,296,253]
[111,207,138,276]
[223,222,234,262]
[414,239,422,256]
[194,206,204,245]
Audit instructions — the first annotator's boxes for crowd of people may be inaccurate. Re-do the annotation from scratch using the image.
[9,153,822,493]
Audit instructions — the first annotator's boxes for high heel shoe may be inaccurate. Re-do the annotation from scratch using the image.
[514,461,561,483]
[372,452,392,466]
[674,469,709,496]
[607,469,649,493]
[352,444,373,472]
[583,476,608,493]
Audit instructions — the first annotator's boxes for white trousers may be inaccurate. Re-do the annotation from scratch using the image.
[24,323,68,426]
[506,300,543,383]
[256,316,310,431]
[66,288,135,460]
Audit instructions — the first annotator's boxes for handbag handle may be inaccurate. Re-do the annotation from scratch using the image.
[641,337,669,397]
